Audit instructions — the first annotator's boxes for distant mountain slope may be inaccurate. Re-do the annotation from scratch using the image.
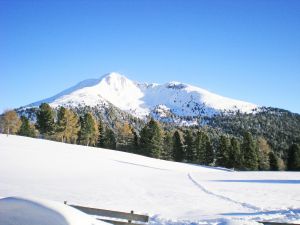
[26,72,259,119]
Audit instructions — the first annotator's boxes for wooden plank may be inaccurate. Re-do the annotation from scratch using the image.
[69,204,149,222]
[98,218,145,225]
[258,222,300,225]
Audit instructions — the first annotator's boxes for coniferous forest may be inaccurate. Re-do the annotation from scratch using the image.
[1,103,300,171]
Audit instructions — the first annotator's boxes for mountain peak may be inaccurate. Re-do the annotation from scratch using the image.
[26,72,259,121]
[101,72,126,80]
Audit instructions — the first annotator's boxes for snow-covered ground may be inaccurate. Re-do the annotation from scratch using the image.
[0,134,299,224]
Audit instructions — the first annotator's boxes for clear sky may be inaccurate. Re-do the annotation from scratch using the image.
[1,0,299,114]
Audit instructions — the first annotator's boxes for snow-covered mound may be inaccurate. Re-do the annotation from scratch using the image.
[0,134,300,225]
[0,196,107,225]
[26,72,258,118]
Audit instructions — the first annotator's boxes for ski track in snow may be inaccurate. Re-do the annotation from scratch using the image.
[187,173,260,211]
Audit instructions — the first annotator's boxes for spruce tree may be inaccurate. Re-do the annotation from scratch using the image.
[172,130,184,162]
[132,129,139,154]
[139,119,163,158]
[216,135,230,168]
[79,112,98,146]
[241,132,258,170]
[194,131,205,164]
[287,144,300,171]
[162,131,173,160]
[97,119,105,148]
[269,151,279,171]
[18,116,36,137]
[229,137,241,169]
[184,130,195,162]
[103,127,116,150]
[202,133,214,166]
[36,103,55,137]
[194,131,214,165]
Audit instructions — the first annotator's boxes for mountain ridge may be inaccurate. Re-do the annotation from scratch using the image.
[25,72,259,121]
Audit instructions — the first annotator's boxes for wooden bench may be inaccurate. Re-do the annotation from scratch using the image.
[258,222,300,225]
[64,201,149,225]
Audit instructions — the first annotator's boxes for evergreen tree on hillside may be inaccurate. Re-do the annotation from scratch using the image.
[36,103,55,136]
[194,131,214,165]
[18,116,36,137]
[216,135,230,168]
[162,131,173,160]
[103,127,116,150]
[172,130,184,162]
[287,144,300,171]
[0,110,21,135]
[79,112,98,146]
[139,119,163,158]
[203,133,214,166]
[194,131,204,164]
[132,129,139,154]
[97,119,105,148]
[269,151,279,171]
[229,137,241,169]
[184,130,196,162]
[241,132,258,170]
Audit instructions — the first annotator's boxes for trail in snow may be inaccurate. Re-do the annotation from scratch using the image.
[187,173,260,211]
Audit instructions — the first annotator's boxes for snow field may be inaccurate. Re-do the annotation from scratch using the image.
[0,134,299,224]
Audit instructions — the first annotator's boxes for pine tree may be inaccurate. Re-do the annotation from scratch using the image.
[287,144,300,171]
[162,131,173,160]
[241,132,258,170]
[18,116,36,137]
[184,130,195,162]
[269,151,279,171]
[216,135,230,168]
[132,129,139,154]
[229,137,241,169]
[203,133,214,166]
[140,119,163,158]
[97,119,105,148]
[0,110,21,135]
[103,127,116,150]
[36,103,55,137]
[194,131,204,164]
[194,130,214,165]
[79,112,98,146]
[172,130,184,162]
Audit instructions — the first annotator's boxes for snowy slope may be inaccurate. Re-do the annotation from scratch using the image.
[0,134,299,225]
[27,72,258,119]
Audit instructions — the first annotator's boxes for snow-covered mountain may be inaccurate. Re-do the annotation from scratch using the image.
[27,72,258,119]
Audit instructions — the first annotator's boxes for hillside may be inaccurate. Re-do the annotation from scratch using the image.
[0,134,299,224]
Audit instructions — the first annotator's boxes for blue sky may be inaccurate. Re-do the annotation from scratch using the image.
[1,0,299,114]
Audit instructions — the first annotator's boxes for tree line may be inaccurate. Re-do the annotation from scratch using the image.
[1,103,300,171]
